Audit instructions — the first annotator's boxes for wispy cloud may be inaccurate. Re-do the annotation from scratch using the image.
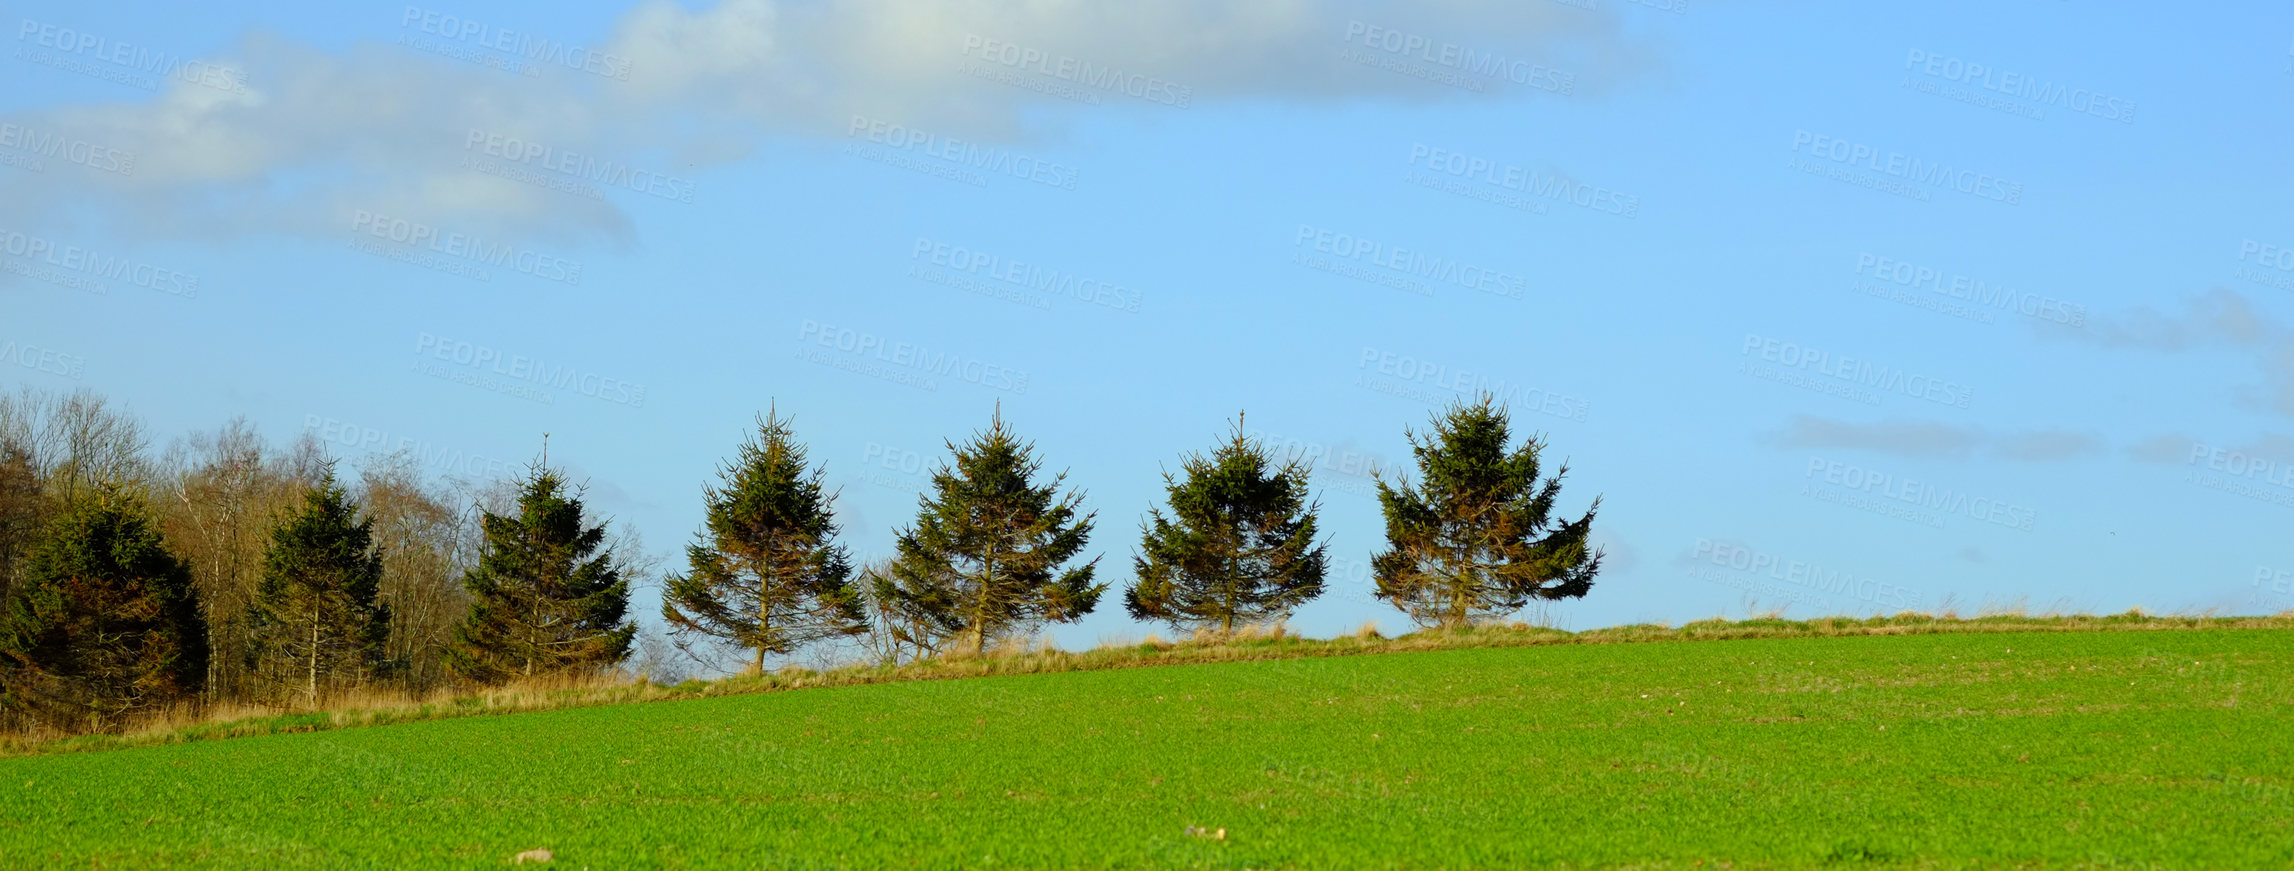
[2060,288,2294,417]
[2126,432,2294,465]
[1771,416,2102,461]
[2080,288,2268,351]
[0,0,1658,247]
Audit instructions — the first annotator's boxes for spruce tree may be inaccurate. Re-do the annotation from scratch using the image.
[880,409,1102,654]
[1126,415,1328,633]
[663,410,866,673]
[446,463,635,683]
[0,487,206,732]
[246,469,390,706]
[1372,395,1602,629]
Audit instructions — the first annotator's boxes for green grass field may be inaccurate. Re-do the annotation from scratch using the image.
[3,627,2291,869]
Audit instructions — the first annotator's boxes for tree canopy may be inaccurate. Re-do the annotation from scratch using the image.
[1372,396,1601,629]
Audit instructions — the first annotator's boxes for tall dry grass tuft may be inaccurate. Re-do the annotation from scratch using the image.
[1241,621,1291,642]
[1188,621,1292,645]
[1975,596,2031,618]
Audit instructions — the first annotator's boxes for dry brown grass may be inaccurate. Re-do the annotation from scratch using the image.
[1185,621,1291,645]
[7,609,2290,759]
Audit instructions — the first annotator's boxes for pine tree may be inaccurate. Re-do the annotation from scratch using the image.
[246,469,390,706]
[446,463,635,684]
[1126,415,1327,633]
[880,409,1102,655]
[1372,395,1601,629]
[0,487,206,732]
[663,410,866,673]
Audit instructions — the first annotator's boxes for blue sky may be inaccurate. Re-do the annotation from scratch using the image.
[6,0,2294,648]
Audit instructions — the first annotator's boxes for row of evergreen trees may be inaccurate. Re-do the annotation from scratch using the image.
[0,462,636,732]
[0,390,1601,733]
[658,398,1601,672]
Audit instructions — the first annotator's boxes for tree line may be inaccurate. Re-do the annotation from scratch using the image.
[0,387,1600,734]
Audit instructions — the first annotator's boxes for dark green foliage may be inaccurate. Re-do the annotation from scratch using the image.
[880,410,1102,654]
[0,488,205,731]
[1126,416,1327,633]
[246,469,390,706]
[1372,395,1601,629]
[663,410,866,673]
[446,464,634,683]
[0,443,43,602]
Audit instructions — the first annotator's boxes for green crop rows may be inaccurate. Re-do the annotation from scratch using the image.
[3,629,2290,868]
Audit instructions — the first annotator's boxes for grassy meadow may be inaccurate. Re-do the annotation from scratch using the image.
[2,622,2291,868]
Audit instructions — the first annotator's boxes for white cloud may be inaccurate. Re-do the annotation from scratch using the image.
[0,0,1657,247]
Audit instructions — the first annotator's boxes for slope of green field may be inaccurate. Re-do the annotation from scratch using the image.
[3,628,2290,869]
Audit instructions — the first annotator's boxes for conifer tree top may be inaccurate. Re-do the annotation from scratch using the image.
[1373,394,1601,628]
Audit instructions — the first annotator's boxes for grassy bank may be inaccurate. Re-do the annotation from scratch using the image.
[2,621,2290,867]
[6,610,2287,761]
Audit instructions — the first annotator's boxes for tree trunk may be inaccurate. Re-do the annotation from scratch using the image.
[970,550,995,655]
[755,548,771,674]
[306,619,319,707]
[1449,539,1472,629]
[1225,547,1240,635]
[526,592,538,678]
